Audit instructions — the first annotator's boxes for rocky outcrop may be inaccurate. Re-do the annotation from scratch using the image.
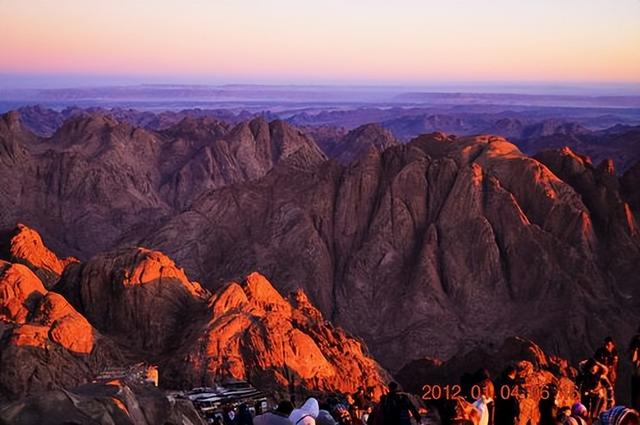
[622,160,640,214]
[0,112,36,161]
[163,272,388,396]
[0,223,77,288]
[315,123,397,164]
[159,117,327,208]
[0,260,121,401]
[56,247,209,356]
[534,147,640,296]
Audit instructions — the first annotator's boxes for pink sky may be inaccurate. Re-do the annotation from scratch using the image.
[1,0,639,84]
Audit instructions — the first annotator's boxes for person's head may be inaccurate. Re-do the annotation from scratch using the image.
[276,400,294,416]
[388,382,399,393]
[571,403,588,419]
[600,406,640,425]
[619,410,640,425]
[604,337,615,351]
[558,407,571,420]
[333,404,351,423]
[480,379,495,400]
[290,398,320,424]
[585,358,599,375]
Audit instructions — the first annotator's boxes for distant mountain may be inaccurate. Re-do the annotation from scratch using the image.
[521,125,640,173]
[310,123,398,164]
[0,111,325,257]
[14,105,280,136]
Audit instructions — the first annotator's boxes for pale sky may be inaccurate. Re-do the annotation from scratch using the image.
[1,0,639,85]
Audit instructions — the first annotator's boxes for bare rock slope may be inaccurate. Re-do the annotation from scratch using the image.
[144,133,640,371]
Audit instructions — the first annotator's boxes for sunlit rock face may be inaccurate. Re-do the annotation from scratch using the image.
[1,226,387,398]
[55,247,210,356]
[0,260,121,401]
[162,272,388,397]
[1,223,77,288]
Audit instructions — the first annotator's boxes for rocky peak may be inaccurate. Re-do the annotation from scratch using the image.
[597,158,616,176]
[56,247,208,355]
[1,223,77,288]
[0,254,121,400]
[320,122,397,164]
[162,116,229,142]
[622,160,640,212]
[535,147,640,295]
[163,272,388,396]
[0,111,35,162]
[242,271,291,312]
[0,260,47,323]
[1,111,22,132]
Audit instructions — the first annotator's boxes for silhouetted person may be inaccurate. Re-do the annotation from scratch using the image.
[353,387,368,410]
[630,327,640,411]
[577,359,613,419]
[316,402,338,425]
[236,403,253,425]
[495,366,521,425]
[595,337,619,388]
[254,400,295,425]
[538,384,558,425]
[558,407,572,425]
[381,382,421,425]
[224,405,237,425]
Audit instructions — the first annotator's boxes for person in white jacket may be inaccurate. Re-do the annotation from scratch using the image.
[289,398,320,425]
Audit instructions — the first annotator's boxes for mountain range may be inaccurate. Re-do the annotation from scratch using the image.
[1,106,639,413]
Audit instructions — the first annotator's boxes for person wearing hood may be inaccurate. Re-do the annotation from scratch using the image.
[596,406,639,425]
[290,398,320,425]
[316,409,338,425]
[254,401,294,425]
[567,403,591,425]
[316,402,338,425]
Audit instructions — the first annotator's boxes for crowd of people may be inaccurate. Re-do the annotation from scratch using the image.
[210,328,640,425]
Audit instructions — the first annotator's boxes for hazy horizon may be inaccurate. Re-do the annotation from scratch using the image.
[2,74,640,97]
[2,0,639,89]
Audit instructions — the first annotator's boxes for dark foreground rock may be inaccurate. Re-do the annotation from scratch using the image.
[0,380,206,425]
